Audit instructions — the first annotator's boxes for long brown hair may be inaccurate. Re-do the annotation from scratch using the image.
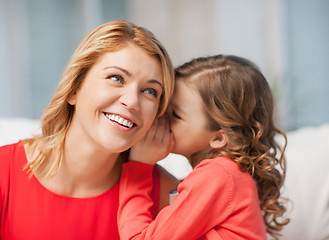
[24,21,174,178]
[175,55,289,239]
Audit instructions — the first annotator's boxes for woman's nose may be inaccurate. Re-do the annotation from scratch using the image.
[119,86,140,111]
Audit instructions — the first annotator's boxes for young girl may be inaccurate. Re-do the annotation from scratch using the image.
[118,55,289,240]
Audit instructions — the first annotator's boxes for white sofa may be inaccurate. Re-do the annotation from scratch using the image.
[1,118,328,239]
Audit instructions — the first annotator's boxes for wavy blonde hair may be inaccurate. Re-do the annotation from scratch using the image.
[175,55,289,239]
[24,21,174,178]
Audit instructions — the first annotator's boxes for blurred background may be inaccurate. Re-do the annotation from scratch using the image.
[0,0,328,131]
[1,1,329,238]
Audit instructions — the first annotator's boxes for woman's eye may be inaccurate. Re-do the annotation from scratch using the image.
[143,88,158,98]
[108,75,123,83]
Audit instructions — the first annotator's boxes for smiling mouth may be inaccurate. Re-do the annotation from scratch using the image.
[104,113,136,129]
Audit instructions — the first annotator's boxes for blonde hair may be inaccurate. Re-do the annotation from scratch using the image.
[175,55,289,239]
[24,21,174,178]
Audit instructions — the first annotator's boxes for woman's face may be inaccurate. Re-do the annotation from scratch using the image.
[67,43,164,153]
[169,80,215,160]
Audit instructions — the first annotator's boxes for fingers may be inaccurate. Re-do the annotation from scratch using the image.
[154,115,171,144]
[157,115,175,153]
[161,116,171,144]
[145,117,159,140]
[129,115,174,164]
[138,115,173,151]
[143,116,168,141]
[155,115,167,140]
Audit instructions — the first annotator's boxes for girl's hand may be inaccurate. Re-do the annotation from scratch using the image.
[129,115,175,165]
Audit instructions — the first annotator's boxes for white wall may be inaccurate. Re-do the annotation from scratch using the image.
[0,0,328,129]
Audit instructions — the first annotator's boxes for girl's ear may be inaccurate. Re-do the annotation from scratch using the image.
[209,129,227,149]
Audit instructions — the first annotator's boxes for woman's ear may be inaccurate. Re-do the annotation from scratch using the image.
[209,129,227,149]
[67,92,77,105]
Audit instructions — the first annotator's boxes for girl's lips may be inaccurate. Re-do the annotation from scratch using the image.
[103,112,137,129]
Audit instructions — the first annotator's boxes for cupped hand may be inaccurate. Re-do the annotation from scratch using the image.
[129,115,175,165]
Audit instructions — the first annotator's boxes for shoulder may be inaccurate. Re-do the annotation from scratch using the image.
[0,141,27,178]
[0,141,23,192]
[202,157,259,204]
[182,157,255,195]
[187,156,259,207]
[191,157,236,181]
[0,141,19,152]
[211,157,255,186]
[0,141,22,163]
[176,157,235,196]
[197,157,250,180]
[155,164,179,211]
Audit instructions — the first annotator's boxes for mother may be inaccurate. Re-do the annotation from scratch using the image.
[0,21,177,239]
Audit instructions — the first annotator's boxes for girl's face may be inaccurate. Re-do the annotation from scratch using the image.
[169,80,215,160]
[67,43,164,153]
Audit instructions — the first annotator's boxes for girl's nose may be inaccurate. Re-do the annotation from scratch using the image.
[119,86,141,111]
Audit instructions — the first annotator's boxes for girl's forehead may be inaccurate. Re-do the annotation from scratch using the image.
[173,81,202,107]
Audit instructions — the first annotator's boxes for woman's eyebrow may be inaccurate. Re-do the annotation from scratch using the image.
[147,79,163,91]
[104,66,163,91]
[103,66,131,76]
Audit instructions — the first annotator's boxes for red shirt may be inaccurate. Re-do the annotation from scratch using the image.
[118,157,267,240]
[0,141,160,240]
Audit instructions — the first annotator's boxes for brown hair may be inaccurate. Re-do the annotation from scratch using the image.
[175,55,289,239]
[24,21,174,178]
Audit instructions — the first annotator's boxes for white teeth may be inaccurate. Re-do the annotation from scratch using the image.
[105,114,134,128]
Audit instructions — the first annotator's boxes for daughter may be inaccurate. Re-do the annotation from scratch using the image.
[118,55,289,240]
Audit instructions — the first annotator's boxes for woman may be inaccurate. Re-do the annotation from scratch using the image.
[0,20,177,239]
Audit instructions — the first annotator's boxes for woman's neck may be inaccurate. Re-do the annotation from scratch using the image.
[35,136,124,198]
[59,143,122,197]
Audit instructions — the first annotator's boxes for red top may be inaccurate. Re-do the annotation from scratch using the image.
[118,157,267,240]
[0,141,160,240]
